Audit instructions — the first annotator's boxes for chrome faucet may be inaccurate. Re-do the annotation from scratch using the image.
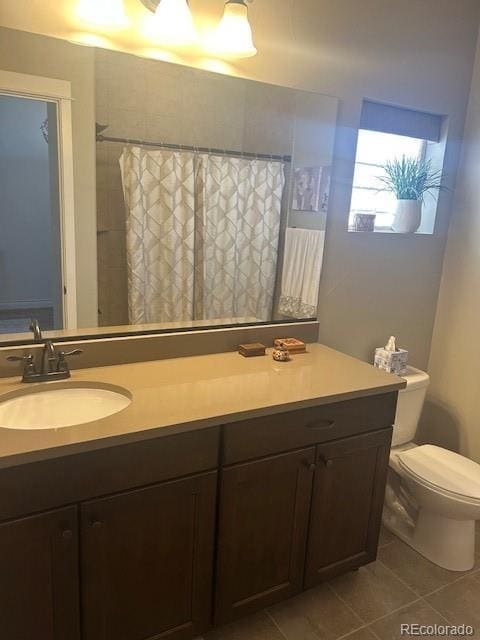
[29,319,43,341]
[41,340,58,375]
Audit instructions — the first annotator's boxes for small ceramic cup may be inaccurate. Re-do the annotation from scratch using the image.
[353,213,376,232]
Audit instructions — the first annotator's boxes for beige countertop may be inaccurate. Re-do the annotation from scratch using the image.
[0,344,405,468]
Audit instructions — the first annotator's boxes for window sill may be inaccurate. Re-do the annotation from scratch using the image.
[348,226,432,235]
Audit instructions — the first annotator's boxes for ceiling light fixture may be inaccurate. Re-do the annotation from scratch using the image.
[76,0,129,28]
[140,0,197,46]
[208,0,257,59]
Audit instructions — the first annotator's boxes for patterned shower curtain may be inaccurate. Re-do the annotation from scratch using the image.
[120,147,285,324]
[119,146,196,324]
[194,154,285,322]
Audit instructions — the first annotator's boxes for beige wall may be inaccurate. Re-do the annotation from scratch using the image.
[423,30,480,463]
[197,0,478,367]
[1,1,480,364]
[0,27,98,328]
[234,0,479,368]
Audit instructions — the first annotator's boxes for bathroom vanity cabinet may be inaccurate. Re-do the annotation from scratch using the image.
[0,392,397,640]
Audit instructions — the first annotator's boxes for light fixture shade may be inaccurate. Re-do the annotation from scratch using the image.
[76,0,128,28]
[208,0,257,59]
[148,0,197,46]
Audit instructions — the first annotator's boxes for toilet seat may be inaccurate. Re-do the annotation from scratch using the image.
[398,445,480,501]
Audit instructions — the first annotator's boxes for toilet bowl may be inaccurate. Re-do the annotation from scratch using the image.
[383,366,480,571]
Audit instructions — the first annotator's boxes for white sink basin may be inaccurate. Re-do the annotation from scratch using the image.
[0,382,132,430]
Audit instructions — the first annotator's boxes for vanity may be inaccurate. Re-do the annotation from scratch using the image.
[0,344,405,640]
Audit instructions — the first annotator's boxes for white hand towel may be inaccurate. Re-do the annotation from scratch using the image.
[278,228,325,319]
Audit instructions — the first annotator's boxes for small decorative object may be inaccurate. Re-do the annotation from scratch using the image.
[293,166,324,212]
[272,344,291,362]
[274,338,306,354]
[374,336,408,375]
[353,213,376,232]
[40,118,49,143]
[377,156,447,234]
[238,342,266,357]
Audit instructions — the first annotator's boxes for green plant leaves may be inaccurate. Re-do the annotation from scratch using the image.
[377,155,446,201]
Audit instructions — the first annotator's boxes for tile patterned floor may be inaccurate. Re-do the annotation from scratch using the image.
[204,523,480,640]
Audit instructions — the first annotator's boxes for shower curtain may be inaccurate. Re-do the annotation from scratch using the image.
[120,146,196,324]
[194,154,285,322]
[120,146,285,324]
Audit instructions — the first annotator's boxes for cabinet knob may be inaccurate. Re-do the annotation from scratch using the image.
[90,520,103,529]
[62,529,73,541]
[319,457,333,468]
[305,461,317,472]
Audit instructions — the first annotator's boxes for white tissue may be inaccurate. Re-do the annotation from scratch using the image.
[385,336,397,352]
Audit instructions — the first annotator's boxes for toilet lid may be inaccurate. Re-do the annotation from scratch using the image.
[398,445,480,500]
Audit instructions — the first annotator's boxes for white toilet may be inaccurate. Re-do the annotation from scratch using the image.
[383,366,480,571]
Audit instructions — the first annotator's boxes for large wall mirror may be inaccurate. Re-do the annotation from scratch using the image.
[0,26,338,345]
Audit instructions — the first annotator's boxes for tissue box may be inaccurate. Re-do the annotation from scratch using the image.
[374,347,408,375]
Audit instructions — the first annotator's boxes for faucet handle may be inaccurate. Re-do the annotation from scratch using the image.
[7,354,34,364]
[7,354,37,378]
[57,349,83,373]
[60,349,83,358]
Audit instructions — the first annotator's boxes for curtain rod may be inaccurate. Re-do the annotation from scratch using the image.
[96,134,292,163]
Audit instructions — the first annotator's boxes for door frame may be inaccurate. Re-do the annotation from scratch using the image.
[0,69,77,329]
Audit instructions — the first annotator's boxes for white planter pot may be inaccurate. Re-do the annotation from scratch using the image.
[392,199,422,234]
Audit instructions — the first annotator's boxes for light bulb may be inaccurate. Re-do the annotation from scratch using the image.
[207,0,257,59]
[145,0,197,47]
[76,0,129,28]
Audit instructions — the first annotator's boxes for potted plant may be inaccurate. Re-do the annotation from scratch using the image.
[377,156,447,234]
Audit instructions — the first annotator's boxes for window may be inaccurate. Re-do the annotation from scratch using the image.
[349,130,426,231]
[349,100,446,234]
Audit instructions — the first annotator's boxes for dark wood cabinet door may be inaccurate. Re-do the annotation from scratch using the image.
[305,428,392,587]
[0,506,80,640]
[215,447,315,624]
[81,471,217,640]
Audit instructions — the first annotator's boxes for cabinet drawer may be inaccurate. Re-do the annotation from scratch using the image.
[223,393,397,465]
[0,427,220,522]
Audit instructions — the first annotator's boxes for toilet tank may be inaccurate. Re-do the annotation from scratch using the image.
[392,366,430,447]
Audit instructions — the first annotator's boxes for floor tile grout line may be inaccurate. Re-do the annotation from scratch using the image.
[267,583,368,640]
[422,597,455,626]
[367,624,383,640]
[360,596,424,628]
[334,596,427,640]
[328,569,423,630]
[375,557,420,599]
[327,580,372,627]
[420,572,474,599]
[376,550,480,599]
[335,622,373,640]
[268,592,432,640]
[324,582,366,627]
[264,608,290,640]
